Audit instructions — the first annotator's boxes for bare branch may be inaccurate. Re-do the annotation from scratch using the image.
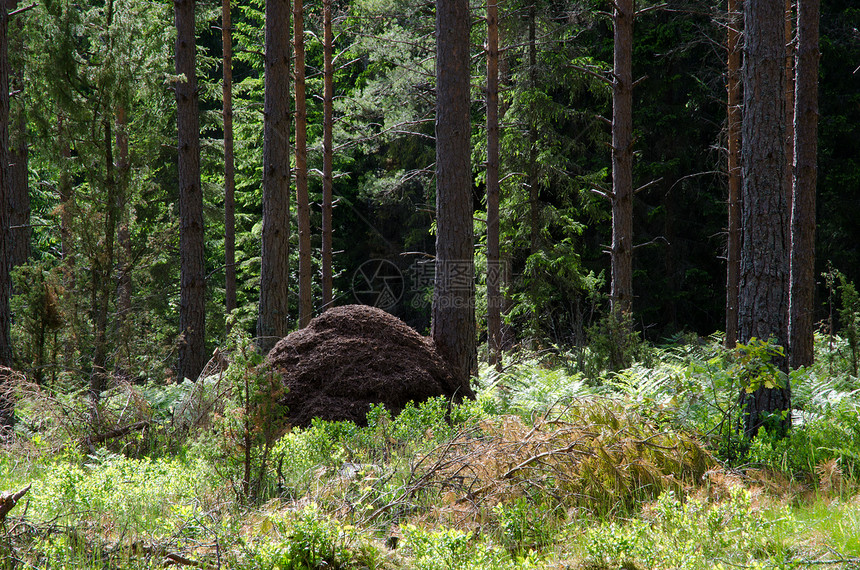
[570,64,612,85]
[633,236,669,249]
[9,3,36,17]
[634,177,663,194]
[0,484,31,523]
[635,2,668,17]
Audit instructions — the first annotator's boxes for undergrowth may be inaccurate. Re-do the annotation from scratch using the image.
[3,331,860,568]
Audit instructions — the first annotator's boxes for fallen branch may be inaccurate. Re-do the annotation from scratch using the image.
[458,440,590,503]
[163,552,206,568]
[82,420,152,448]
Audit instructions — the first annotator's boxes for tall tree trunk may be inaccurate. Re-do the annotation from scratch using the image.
[486,0,502,368]
[611,0,634,316]
[725,0,742,349]
[789,0,819,368]
[528,3,539,255]
[0,4,12,371]
[257,0,291,353]
[223,0,237,322]
[90,116,119,420]
[57,115,77,372]
[739,0,791,438]
[321,0,334,311]
[294,0,312,327]
[58,116,74,268]
[175,0,206,381]
[88,0,117,419]
[0,4,11,431]
[8,11,26,275]
[116,105,132,375]
[784,0,795,213]
[433,0,475,389]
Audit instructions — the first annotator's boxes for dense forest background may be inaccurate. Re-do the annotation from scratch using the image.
[3,0,859,385]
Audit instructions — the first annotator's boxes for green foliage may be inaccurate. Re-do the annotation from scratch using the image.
[252,504,382,570]
[268,396,484,517]
[735,337,788,395]
[10,263,66,384]
[493,497,561,557]
[477,353,594,414]
[194,325,288,502]
[5,450,211,532]
[401,524,535,570]
[582,487,790,570]
[746,399,860,482]
[832,268,860,376]
[586,309,648,373]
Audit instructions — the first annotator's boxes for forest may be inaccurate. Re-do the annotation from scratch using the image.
[2,0,860,568]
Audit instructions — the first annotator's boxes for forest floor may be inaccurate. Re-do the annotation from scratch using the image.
[2,333,860,569]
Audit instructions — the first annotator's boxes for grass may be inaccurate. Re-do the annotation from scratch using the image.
[3,334,860,569]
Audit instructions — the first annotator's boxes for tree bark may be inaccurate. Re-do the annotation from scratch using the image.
[433,0,476,389]
[789,0,819,368]
[486,0,502,368]
[58,116,74,269]
[321,0,334,311]
[294,0,312,328]
[175,0,206,381]
[223,0,237,322]
[0,4,12,370]
[725,0,742,349]
[784,0,795,213]
[257,0,291,353]
[116,105,132,374]
[528,3,539,255]
[90,115,119,417]
[739,0,791,437]
[8,12,27,275]
[611,0,634,316]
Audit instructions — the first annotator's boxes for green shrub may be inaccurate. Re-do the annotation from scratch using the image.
[586,309,648,373]
[253,504,382,570]
[582,487,789,570]
[493,497,561,557]
[748,407,860,482]
[401,524,535,570]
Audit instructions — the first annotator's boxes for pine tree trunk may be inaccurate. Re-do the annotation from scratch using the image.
[433,0,475,388]
[321,0,334,311]
[611,0,634,316]
[486,0,502,368]
[0,3,9,427]
[0,4,12,370]
[175,0,206,381]
[8,13,27,275]
[784,0,795,213]
[223,0,237,321]
[528,3,539,255]
[90,116,119,418]
[58,116,74,269]
[57,115,76,372]
[789,0,819,369]
[739,0,791,437]
[294,0,312,327]
[257,0,291,353]
[116,105,132,374]
[725,0,742,349]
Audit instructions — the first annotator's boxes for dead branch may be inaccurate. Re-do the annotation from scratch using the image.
[0,484,31,523]
[81,420,152,448]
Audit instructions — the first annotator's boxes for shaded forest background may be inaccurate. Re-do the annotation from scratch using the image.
[4,0,860,385]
